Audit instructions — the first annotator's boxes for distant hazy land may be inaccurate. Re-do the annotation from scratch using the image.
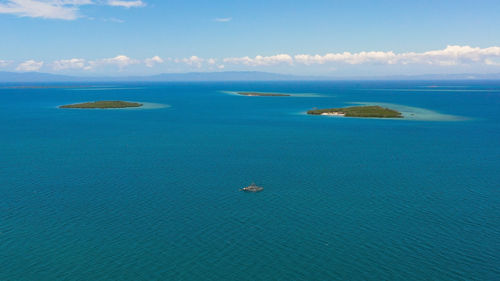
[2,71,500,83]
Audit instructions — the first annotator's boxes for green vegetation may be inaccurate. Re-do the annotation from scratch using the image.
[237,92,290,96]
[307,105,403,118]
[60,101,143,109]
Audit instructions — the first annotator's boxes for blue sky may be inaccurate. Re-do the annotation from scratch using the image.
[1,0,500,76]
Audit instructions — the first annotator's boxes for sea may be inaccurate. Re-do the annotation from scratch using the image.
[0,81,499,281]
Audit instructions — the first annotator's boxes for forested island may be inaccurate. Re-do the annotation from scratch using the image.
[60,101,143,109]
[307,105,403,118]
[237,92,290,96]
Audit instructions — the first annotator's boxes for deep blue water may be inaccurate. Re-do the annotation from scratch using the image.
[0,81,499,280]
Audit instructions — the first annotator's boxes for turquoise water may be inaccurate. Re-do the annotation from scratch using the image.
[0,81,499,280]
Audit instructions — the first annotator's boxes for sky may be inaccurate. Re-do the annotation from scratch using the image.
[1,0,500,76]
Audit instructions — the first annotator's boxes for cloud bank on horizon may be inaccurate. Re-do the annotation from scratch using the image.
[2,45,500,74]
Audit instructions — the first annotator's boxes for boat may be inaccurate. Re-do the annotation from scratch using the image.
[240,182,264,192]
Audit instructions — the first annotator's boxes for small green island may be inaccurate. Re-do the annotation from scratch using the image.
[60,101,143,109]
[307,105,403,118]
[237,92,290,97]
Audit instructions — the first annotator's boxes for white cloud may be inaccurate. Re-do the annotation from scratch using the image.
[52,58,86,70]
[61,0,93,4]
[103,17,124,23]
[294,45,500,66]
[172,46,500,70]
[107,0,145,8]
[0,0,78,20]
[0,0,143,20]
[50,55,163,70]
[214,17,231,22]
[0,59,12,67]
[402,45,500,65]
[87,55,139,70]
[0,0,90,20]
[295,51,397,65]
[176,56,204,68]
[223,54,293,66]
[144,55,164,67]
[16,60,44,71]
[485,59,500,66]
[5,45,500,74]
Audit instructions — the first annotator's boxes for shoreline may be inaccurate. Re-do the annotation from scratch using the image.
[320,112,345,116]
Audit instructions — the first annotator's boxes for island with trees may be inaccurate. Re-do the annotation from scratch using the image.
[60,101,143,109]
[237,92,290,97]
[307,105,403,118]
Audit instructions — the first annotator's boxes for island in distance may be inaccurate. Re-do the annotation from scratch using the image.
[237,92,290,97]
[307,105,403,118]
[60,101,143,109]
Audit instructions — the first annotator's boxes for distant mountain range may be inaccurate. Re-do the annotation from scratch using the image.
[0,71,309,83]
[1,71,500,83]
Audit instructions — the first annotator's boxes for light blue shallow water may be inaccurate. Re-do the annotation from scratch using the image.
[0,81,499,280]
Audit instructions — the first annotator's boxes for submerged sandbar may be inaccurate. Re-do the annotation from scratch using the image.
[237,92,290,97]
[60,101,143,109]
[307,105,403,118]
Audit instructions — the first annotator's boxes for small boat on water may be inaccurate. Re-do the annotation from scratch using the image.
[240,182,264,192]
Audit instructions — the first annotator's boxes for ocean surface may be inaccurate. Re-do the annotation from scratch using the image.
[0,81,499,280]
